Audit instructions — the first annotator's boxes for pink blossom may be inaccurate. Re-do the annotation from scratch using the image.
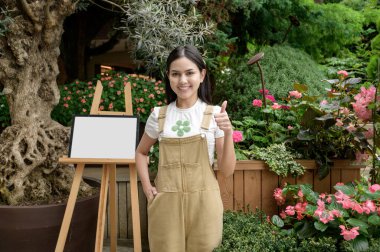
[82,108,87,113]
[280,211,287,219]
[265,95,276,103]
[117,90,122,95]
[336,182,345,186]
[319,193,326,199]
[281,105,290,110]
[285,206,295,216]
[339,225,359,241]
[346,123,357,132]
[271,103,282,110]
[297,190,304,198]
[369,184,380,193]
[63,103,69,108]
[81,99,86,104]
[252,99,263,107]
[340,107,350,116]
[335,119,344,127]
[274,188,286,206]
[289,90,302,99]
[108,103,113,110]
[355,152,369,163]
[140,98,144,102]
[320,100,328,105]
[148,94,155,99]
[259,89,269,95]
[337,70,349,78]
[99,105,104,111]
[362,200,376,214]
[352,86,376,121]
[364,128,374,139]
[288,125,294,130]
[232,131,243,143]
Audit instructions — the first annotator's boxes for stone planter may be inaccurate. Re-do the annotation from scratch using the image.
[0,177,100,252]
[215,160,364,216]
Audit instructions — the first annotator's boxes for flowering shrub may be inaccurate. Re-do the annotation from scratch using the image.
[52,71,166,126]
[272,180,380,251]
[232,71,379,180]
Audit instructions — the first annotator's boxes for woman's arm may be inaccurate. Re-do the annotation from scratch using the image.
[135,132,158,200]
[214,101,236,177]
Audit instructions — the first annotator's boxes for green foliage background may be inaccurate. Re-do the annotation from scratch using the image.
[212,45,328,120]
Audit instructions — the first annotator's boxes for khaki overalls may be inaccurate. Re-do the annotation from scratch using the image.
[148,105,223,252]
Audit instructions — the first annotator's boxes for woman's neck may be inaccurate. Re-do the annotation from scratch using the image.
[176,97,199,109]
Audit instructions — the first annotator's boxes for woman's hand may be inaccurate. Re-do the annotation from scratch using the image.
[143,183,158,201]
[214,100,233,135]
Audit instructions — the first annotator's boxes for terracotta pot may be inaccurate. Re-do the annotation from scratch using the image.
[0,177,100,252]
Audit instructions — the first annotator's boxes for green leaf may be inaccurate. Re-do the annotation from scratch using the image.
[177,130,184,137]
[314,221,328,232]
[183,127,191,132]
[334,185,356,196]
[271,215,284,228]
[351,235,369,252]
[295,221,317,239]
[300,184,318,203]
[368,215,380,226]
[183,120,190,126]
[347,218,369,232]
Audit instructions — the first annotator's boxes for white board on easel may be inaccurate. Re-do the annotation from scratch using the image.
[68,115,139,159]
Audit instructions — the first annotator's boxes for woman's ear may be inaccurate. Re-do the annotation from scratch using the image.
[201,69,206,82]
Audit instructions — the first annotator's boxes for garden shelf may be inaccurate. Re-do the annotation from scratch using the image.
[215,160,364,216]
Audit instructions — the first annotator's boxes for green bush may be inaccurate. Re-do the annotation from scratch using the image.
[215,210,380,251]
[214,211,338,252]
[51,71,166,126]
[212,45,328,120]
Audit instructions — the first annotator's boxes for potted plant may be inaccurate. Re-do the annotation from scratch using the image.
[215,71,379,214]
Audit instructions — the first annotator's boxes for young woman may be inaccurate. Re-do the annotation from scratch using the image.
[135,45,236,252]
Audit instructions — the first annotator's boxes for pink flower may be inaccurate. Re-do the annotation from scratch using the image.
[339,225,359,241]
[289,90,302,99]
[285,206,295,216]
[117,90,122,95]
[355,152,369,162]
[287,125,294,130]
[335,119,344,127]
[140,98,144,102]
[108,103,113,110]
[364,128,374,139]
[259,89,269,95]
[63,103,69,108]
[281,105,290,110]
[362,200,376,214]
[82,108,87,113]
[265,95,276,103]
[252,99,263,107]
[232,131,243,143]
[320,100,328,105]
[271,103,281,109]
[280,211,287,219]
[274,188,285,206]
[346,123,357,132]
[297,190,304,198]
[340,107,350,116]
[337,70,349,78]
[369,184,380,193]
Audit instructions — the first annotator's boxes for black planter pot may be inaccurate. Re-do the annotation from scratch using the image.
[0,177,100,252]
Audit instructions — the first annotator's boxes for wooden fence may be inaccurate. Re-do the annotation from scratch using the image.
[215,160,364,216]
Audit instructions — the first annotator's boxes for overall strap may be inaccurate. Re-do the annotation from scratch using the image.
[158,106,168,133]
[201,105,214,130]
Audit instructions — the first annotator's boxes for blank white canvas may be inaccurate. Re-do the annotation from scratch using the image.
[69,116,138,159]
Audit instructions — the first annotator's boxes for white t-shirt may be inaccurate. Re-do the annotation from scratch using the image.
[145,99,224,165]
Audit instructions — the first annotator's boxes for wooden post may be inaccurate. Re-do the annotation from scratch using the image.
[55,80,141,252]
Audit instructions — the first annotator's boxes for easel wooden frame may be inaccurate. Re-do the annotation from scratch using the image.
[55,80,141,252]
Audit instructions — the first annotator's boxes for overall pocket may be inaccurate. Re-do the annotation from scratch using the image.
[184,163,204,192]
[155,162,182,192]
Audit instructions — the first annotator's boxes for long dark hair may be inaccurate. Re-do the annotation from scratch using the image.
[164,45,212,104]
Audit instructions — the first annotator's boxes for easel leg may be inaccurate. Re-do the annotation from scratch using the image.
[95,165,110,252]
[109,164,117,252]
[55,163,85,252]
[129,164,142,252]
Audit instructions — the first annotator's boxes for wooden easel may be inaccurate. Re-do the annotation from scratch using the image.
[55,80,141,252]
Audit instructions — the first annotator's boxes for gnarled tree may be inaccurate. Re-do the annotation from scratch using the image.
[0,0,213,205]
[0,0,92,205]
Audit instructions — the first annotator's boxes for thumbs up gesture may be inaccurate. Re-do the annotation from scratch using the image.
[214,100,233,134]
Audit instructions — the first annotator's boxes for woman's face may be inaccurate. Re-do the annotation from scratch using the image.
[168,57,206,106]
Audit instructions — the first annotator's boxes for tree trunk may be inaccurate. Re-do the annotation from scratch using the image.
[0,0,91,205]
